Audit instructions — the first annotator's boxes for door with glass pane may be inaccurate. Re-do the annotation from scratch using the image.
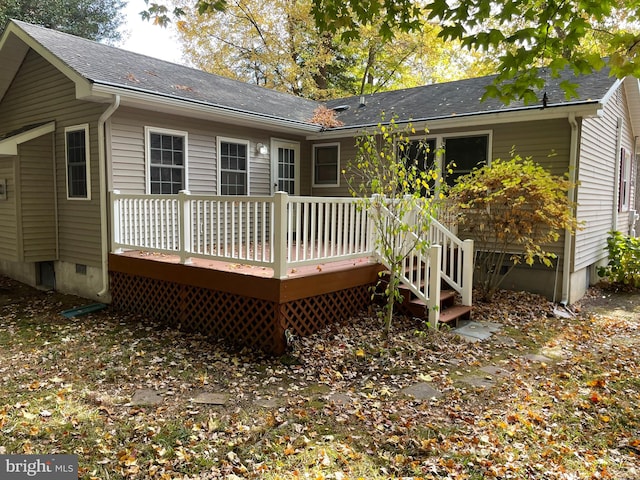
[271,139,300,195]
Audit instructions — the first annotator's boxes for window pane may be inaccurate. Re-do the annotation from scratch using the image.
[220,141,248,195]
[67,129,87,198]
[314,145,338,185]
[444,136,488,186]
[148,132,186,194]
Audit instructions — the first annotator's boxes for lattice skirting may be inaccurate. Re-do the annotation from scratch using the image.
[110,271,374,355]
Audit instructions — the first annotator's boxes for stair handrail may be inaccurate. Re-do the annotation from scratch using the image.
[425,215,473,306]
[372,200,442,327]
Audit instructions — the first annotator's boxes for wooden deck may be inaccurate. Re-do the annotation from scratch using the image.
[108,251,384,354]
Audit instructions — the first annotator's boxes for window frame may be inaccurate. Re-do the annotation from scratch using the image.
[217,136,250,196]
[64,124,91,200]
[619,147,632,212]
[441,131,492,185]
[312,142,341,187]
[405,129,493,187]
[144,126,189,195]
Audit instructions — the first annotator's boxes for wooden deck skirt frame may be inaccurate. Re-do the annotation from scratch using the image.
[109,253,383,355]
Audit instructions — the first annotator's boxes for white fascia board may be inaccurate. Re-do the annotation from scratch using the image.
[0,121,56,156]
[622,77,640,139]
[305,103,603,140]
[90,83,323,135]
[5,23,94,97]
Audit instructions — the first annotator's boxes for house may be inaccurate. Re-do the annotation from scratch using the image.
[0,20,638,351]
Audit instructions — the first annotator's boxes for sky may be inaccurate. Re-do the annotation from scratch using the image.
[118,0,185,64]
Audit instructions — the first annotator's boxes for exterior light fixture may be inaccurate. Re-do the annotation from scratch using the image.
[256,143,268,155]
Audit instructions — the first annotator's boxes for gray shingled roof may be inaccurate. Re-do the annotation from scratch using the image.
[325,67,616,128]
[11,20,618,130]
[12,20,320,126]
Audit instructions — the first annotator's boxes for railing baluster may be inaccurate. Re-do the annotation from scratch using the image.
[110,194,470,289]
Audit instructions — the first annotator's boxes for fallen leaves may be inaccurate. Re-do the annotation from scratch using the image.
[0,277,639,479]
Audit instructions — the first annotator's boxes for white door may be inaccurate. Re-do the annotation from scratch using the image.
[271,139,300,195]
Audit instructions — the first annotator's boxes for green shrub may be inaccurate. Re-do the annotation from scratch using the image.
[447,150,578,301]
[597,231,640,288]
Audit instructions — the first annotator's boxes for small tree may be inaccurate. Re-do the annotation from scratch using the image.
[344,117,441,335]
[447,150,578,302]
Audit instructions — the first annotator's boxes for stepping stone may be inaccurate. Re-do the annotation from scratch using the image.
[254,397,281,408]
[522,353,553,363]
[131,389,163,406]
[192,393,230,405]
[492,335,517,346]
[454,321,500,342]
[540,346,569,360]
[479,365,511,378]
[459,376,495,388]
[400,382,443,400]
[327,393,352,406]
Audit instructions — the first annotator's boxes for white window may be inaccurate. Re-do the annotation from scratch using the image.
[619,147,632,212]
[403,131,492,192]
[443,134,490,186]
[145,127,188,194]
[218,137,249,195]
[313,143,340,187]
[65,124,90,200]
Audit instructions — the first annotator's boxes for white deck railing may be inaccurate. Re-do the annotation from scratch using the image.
[110,190,473,325]
[111,191,376,278]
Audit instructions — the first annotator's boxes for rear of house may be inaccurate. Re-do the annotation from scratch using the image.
[1,19,639,308]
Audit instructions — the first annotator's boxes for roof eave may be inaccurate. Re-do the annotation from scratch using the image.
[0,121,56,156]
[1,21,94,100]
[306,101,604,140]
[90,83,323,135]
[622,77,640,141]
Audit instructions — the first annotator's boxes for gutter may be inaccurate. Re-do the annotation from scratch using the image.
[97,95,121,298]
[90,82,322,134]
[307,102,603,140]
[561,113,579,305]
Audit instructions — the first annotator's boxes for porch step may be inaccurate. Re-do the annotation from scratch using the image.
[379,274,473,327]
[402,290,472,327]
[406,296,472,326]
[438,304,473,326]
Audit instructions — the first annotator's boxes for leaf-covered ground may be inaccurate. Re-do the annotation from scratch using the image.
[0,275,638,479]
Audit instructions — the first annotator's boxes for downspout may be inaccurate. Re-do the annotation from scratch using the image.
[612,116,623,230]
[561,113,579,305]
[97,95,121,298]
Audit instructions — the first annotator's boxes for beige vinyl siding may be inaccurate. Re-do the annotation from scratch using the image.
[314,119,572,258]
[311,119,571,198]
[110,107,304,196]
[490,119,571,174]
[0,49,105,267]
[575,85,635,271]
[0,159,18,260]
[18,134,57,261]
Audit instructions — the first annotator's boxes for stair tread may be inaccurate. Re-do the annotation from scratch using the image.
[407,289,456,305]
[439,304,473,324]
[398,285,456,301]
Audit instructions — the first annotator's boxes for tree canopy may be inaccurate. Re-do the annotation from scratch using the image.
[0,0,126,43]
[168,0,492,99]
[150,0,640,103]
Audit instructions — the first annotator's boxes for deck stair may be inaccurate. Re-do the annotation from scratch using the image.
[380,263,472,327]
[398,283,472,327]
